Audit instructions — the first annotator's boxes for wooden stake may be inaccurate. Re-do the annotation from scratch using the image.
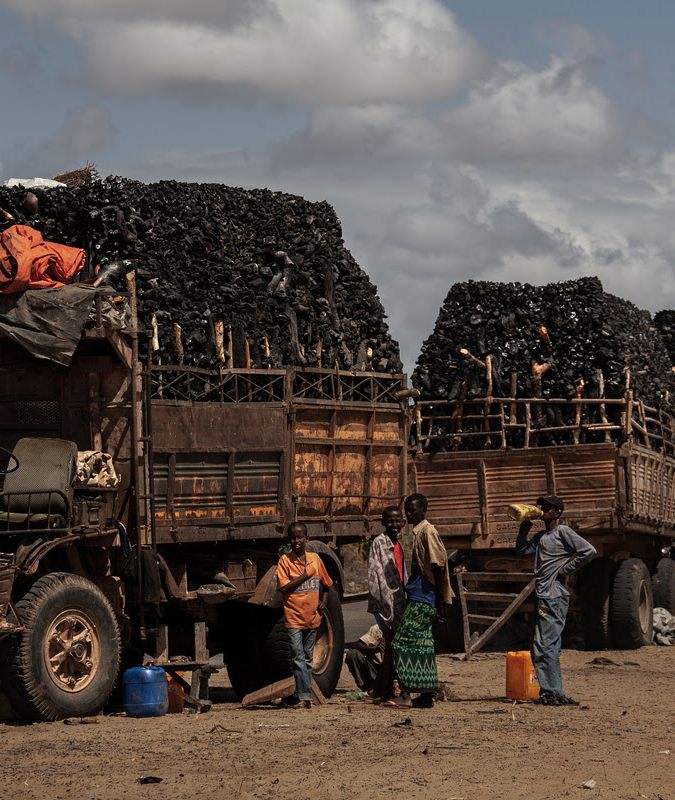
[574,379,584,445]
[173,323,184,364]
[459,347,485,369]
[245,338,251,369]
[214,321,225,364]
[316,338,323,368]
[509,371,518,426]
[125,272,138,333]
[598,371,610,442]
[484,354,493,449]
[226,324,233,369]
[151,313,160,352]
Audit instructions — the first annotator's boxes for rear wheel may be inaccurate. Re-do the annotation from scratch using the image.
[610,558,653,649]
[652,558,675,613]
[225,585,344,700]
[1,573,121,720]
[580,558,614,649]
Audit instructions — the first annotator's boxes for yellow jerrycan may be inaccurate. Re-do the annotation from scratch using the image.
[506,650,540,701]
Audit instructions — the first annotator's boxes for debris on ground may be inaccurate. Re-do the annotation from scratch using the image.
[653,607,675,645]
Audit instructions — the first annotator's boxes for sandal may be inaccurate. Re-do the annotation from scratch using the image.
[382,698,412,709]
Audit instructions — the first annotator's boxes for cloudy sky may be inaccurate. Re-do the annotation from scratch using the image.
[2,1,675,369]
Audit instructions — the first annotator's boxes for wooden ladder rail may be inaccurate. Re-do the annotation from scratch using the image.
[459,577,536,660]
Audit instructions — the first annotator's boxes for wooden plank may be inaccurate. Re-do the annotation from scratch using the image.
[155,624,169,663]
[463,578,536,660]
[467,614,500,625]
[242,676,296,707]
[464,591,520,603]
[462,572,533,582]
[194,621,208,663]
[455,569,471,652]
[311,680,327,705]
[478,460,489,537]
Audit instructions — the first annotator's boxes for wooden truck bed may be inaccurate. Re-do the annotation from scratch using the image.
[148,366,408,544]
[413,442,675,551]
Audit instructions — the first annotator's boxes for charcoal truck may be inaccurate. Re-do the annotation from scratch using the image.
[0,283,408,720]
[410,386,675,656]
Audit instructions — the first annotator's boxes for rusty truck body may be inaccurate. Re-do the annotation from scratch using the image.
[411,391,675,655]
[0,288,407,720]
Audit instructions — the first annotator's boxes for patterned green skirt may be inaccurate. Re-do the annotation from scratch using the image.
[392,601,438,692]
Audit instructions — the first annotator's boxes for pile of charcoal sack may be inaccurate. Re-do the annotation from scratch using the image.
[413,277,675,448]
[0,177,401,373]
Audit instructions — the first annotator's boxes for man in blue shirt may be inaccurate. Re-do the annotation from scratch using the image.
[516,495,596,706]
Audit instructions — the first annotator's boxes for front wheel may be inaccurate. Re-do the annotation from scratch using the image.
[1,573,121,721]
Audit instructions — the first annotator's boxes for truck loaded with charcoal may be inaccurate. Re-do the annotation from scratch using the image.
[0,173,673,721]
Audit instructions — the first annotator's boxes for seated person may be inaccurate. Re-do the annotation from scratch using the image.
[345,624,385,695]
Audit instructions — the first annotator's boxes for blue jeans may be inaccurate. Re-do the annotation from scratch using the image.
[287,628,317,702]
[532,595,569,697]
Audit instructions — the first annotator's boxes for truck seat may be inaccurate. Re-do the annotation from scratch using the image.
[0,438,77,529]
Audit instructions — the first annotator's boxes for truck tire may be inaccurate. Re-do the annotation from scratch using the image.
[610,558,653,649]
[1,573,121,721]
[308,585,345,696]
[652,558,675,613]
[580,558,614,650]
[226,585,345,700]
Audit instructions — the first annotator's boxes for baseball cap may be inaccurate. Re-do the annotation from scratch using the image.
[536,495,564,513]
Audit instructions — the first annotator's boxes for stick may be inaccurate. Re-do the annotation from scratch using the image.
[151,313,160,352]
[509,371,518,426]
[173,323,184,364]
[459,347,485,369]
[483,354,493,449]
[598,371,610,442]
[214,321,225,364]
[226,324,234,369]
[125,272,138,333]
[574,379,584,445]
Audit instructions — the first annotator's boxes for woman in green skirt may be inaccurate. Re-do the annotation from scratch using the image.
[388,493,453,709]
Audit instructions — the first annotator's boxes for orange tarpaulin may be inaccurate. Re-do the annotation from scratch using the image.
[0,225,86,294]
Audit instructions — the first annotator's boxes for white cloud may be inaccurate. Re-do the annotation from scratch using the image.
[448,57,615,164]
[2,0,485,105]
[273,57,616,169]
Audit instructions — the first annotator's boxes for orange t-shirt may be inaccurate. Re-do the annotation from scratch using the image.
[277,551,333,630]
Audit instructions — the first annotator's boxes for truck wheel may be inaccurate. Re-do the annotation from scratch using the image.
[652,558,675,613]
[226,585,345,700]
[1,573,121,721]
[308,585,344,696]
[581,558,614,650]
[610,558,653,649]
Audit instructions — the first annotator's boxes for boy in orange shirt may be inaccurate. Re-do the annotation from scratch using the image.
[277,521,333,708]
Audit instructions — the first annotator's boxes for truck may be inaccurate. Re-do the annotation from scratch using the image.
[410,386,675,656]
[0,284,408,720]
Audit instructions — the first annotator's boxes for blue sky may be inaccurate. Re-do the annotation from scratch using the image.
[1,1,675,369]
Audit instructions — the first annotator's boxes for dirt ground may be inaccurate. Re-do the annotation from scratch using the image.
[1,647,673,800]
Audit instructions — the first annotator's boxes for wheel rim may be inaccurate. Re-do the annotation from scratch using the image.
[312,615,334,676]
[638,580,651,633]
[43,610,101,693]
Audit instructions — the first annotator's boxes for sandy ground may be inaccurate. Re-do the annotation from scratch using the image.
[1,647,673,800]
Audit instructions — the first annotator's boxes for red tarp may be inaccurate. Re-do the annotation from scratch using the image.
[0,225,85,294]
